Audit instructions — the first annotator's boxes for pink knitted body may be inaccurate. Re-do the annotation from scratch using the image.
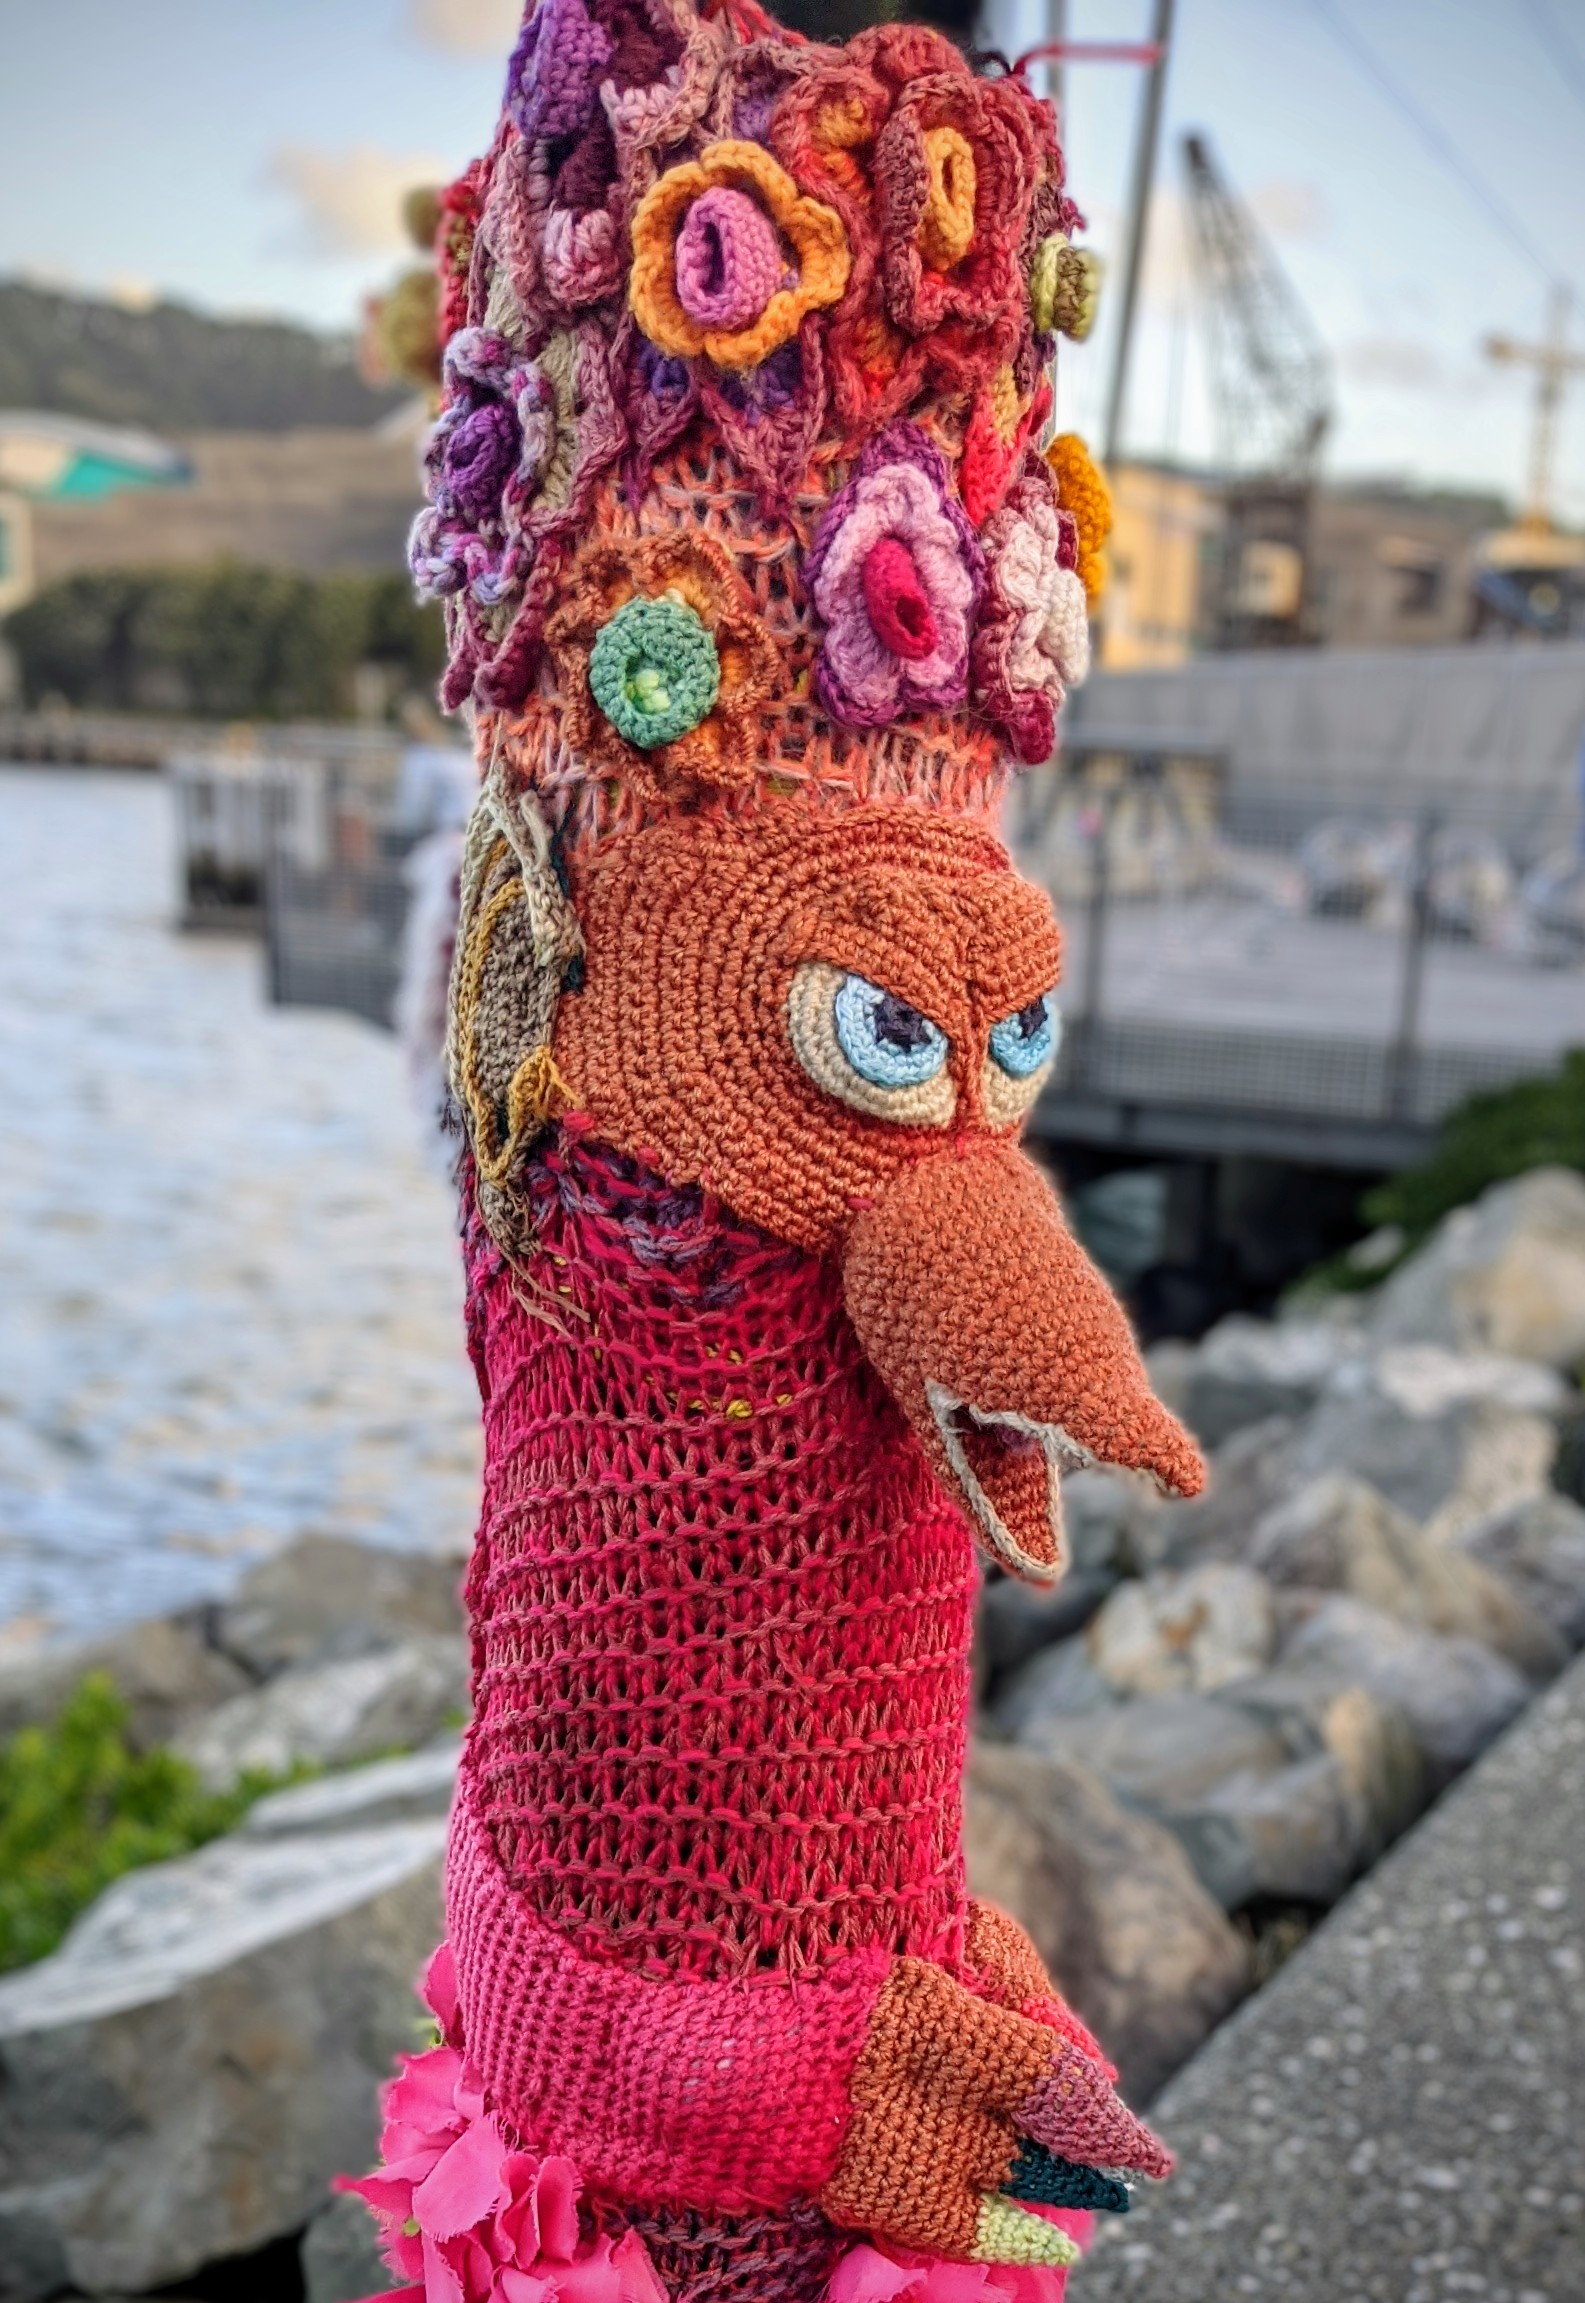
[448,1128,981,2214]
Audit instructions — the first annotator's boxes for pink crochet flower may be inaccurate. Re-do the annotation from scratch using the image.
[826,2214,1094,2303]
[805,423,985,727]
[971,461,1089,766]
[339,1945,667,2303]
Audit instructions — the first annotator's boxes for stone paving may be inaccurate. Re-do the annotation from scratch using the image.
[1073,1651,1585,2303]
[0,766,480,1646]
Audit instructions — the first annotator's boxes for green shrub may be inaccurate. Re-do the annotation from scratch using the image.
[1299,1050,1585,1296]
[0,1674,295,1973]
[3,562,444,721]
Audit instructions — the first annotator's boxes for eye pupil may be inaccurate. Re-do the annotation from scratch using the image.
[873,993,934,1053]
[989,990,1060,1081]
[829,971,949,1091]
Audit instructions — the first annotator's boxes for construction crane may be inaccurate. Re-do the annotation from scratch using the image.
[1180,131,1335,650]
[1469,284,1585,638]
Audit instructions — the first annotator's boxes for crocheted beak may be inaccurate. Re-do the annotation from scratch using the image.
[841,1141,1204,1583]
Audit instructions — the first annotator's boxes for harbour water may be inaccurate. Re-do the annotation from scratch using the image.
[0,765,480,1649]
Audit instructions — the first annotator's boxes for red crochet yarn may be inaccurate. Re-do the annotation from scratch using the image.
[461,1125,979,1985]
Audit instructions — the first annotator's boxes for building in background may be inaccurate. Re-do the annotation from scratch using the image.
[23,414,425,594]
[1097,463,1577,665]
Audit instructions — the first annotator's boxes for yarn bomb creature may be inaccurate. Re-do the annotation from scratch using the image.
[348,4,1204,2299]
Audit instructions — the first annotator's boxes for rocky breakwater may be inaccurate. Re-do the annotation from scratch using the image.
[981,1166,1585,1958]
[0,1535,466,2302]
[2,1169,1583,2297]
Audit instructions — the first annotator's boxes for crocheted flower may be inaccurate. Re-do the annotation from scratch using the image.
[537,109,625,311]
[505,0,613,144]
[409,328,557,605]
[340,1945,666,2303]
[959,367,1051,527]
[829,2218,1093,2301]
[773,27,1039,428]
[1029,234,1099,342]
[972,461,1089,767]
[438,159,488,345]
[546,531,781,795]
[411,322,625,712]
[1044,432,1112,606]
[805,422,984,728]
[876,75,1039,364]
[629,139,850,372]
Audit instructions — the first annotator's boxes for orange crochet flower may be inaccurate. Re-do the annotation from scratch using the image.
[545,530,783,798]
[772,26,1041,428]
[628,139,850,372]
[1044,431,1112,607]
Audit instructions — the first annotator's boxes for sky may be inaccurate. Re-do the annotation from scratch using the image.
[2,0,1583,518]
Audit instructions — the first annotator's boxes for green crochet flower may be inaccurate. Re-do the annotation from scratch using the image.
[588,593,721,750]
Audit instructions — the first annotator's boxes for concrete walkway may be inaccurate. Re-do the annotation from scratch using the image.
[1073,1653,1585,2303]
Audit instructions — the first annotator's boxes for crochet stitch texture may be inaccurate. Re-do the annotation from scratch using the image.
[355,3,1203,2298]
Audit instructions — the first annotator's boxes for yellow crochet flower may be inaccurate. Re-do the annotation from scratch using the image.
[1045,431,1112,607]
[629,139,851,373]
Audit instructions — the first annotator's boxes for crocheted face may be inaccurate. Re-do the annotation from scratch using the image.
[554,804,1201,1579]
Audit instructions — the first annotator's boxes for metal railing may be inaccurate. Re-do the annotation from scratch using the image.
[1016,742,1585,1161]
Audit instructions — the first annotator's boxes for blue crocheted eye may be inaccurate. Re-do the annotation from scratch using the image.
[832,974,948,1090]
[989,992,1060,1079]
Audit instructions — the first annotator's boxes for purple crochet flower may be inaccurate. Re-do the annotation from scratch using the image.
[804,423,986,727]
[408,328,554,607]
[505,0,613,144]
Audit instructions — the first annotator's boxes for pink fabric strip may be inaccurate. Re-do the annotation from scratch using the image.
[447,1787,890,2215]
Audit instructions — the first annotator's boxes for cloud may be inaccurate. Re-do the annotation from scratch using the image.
[1247,179,1330,241]
[1341,335,1446,390]
[268,144,450,259]
[410,0,521,55]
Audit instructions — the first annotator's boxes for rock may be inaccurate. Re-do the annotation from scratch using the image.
[0,1822,445,2299]
[1006,1684,1374,1909]
[978,1572,1115,1682]
[1143,1338,1196,1418]
[1369,1164,1585,1369]
[1250,1473,1566,1680]
[991,1634,1121,1739]
[216,1533,465,1679]
[1219,1668,1426,1863]
[1070,1653,1585,2303]
[1285,1346,1560,1545]
[242,1738,461,1839]
[1182,1315,1349,1448]
[1086,1562,1277,1696]
[1143,1414,1303,1569]
[1169,1752,1362,1909]
[0,1617,249,1751]
[302,2189,398,2302]
[964,1742,1251,2103]
[1280,1594,1530,1780]
[1016,1692,1290,1809]
[173,1635,468,1790]
[1461,1489,1585,1649]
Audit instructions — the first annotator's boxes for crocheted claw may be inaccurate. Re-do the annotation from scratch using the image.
[817,1959,1167,2264]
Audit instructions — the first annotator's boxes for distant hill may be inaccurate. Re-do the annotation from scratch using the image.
[0,281,410,435]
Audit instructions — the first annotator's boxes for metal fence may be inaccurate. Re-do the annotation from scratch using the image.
[1015,740,1585,1162]
[167,739,414,1025]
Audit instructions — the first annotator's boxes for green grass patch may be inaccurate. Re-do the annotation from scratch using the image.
[0,1673,301,1974]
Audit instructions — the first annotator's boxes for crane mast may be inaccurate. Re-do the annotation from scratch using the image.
[1181,131,1335,649]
